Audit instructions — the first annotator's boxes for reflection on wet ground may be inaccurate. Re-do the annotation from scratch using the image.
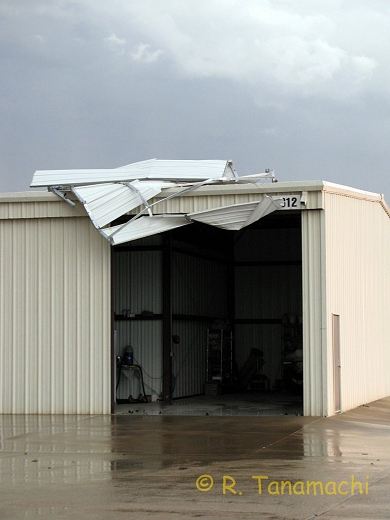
[1,397,390,519]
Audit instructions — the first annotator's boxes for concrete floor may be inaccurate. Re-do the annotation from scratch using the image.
[1,397,390,519]
[115,392,304,416]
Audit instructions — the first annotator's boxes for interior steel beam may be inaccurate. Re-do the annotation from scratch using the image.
[162,232,173,402]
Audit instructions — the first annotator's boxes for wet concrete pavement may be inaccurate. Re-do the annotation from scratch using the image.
[1,397,390,519]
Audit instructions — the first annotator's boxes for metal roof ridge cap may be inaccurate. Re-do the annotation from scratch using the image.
[151,158,227,164]
[0,191,60,202]
[155,180,326,196]
[322,181,383,201]
[379,195,390,218]
[115,158,156,169]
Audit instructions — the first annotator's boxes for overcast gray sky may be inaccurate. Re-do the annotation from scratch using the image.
[0,0,389,196]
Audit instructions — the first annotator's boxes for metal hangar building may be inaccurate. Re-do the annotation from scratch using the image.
[1,159,389,416]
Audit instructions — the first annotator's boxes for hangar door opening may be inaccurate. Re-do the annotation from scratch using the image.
[113,211,303,409]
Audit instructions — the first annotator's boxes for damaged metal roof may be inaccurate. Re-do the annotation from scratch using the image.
[30,159,238,187]
[30,159,280,245]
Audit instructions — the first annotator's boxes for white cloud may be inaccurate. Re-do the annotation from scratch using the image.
[104,33,127,46]
[34,34,46,45]
[104,33,127,56]
[4,1,384,101]
[131,43,164,63]
[97,0,384,100]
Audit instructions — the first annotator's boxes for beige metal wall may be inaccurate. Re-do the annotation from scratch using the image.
[0,192,87,219]
[3,183,387,416]
[301,209,327,416]
[323,191,390,414]
[0,213,111,414]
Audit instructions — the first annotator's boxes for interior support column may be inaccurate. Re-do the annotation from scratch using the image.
[226,234,236,385]
[162,232,173,402]
[110,246,116,413]
[227,234,236,331]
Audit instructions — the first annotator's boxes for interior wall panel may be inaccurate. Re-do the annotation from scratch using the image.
[170,244,228,398]
[114,249,162,316]
[234,225,302,391]
[235,265,302,320]
[235,228,302,262]
[113,244,163,400]
[235,324,282,387]
[115,321,163,400]
[172,320,207,398]
[172,251,227,318]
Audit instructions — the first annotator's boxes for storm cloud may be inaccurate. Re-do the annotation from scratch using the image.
[0,0,389,195]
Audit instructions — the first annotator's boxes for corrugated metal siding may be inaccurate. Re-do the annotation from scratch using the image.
[235,228,302,262]
[171,248,227,398]
[114,249,162,315]
[301,209,327,416]
[113,247,163,399]
[235,265,302,319]
[114,238,228,400]
[172,251,227,317]
[0,217,111,414]
[115,321,163,399]
[234,264,302,386]
[172,321,207,398]
[0,183,326,220]
[0,198,86,220]
[324,193,390,414]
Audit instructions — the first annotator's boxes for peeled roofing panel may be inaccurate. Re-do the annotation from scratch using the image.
[242,196,282,227]
[188,197,280,230]
[30,159,154,187]
[188,202,258,230]
[102,216,191,245]
[72,181,162,229]
[30,159,231,187]
[117,159,235,180]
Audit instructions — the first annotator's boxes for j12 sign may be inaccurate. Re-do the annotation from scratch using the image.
[273,195,301,210]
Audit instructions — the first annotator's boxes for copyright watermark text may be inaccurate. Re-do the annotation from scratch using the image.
[195,474,369,496]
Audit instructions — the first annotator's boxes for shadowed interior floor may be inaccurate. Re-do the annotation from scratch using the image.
[115,391,303,416]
